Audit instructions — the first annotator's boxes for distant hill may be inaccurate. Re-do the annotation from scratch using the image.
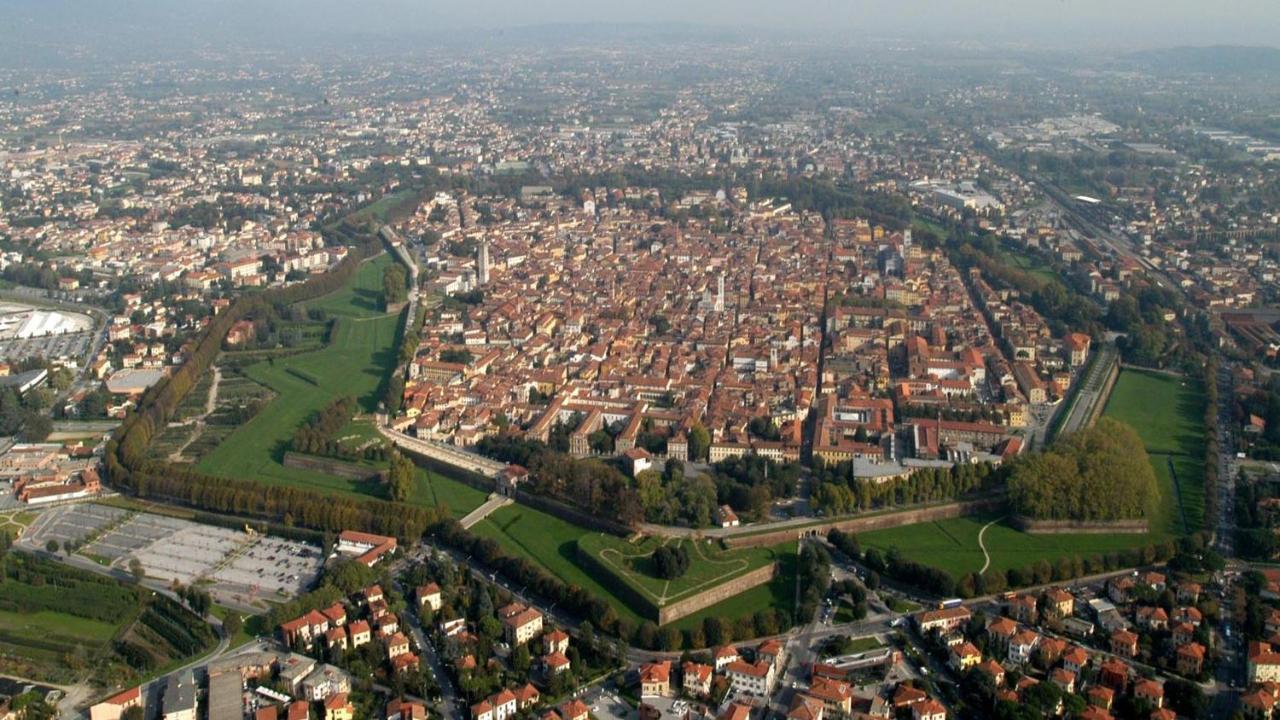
[1120,45,1280,76]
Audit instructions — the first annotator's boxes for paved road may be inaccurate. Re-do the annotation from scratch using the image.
[390,572,462,720]
[459,495,511,530]
[1056,345,1119,438]
[378,425,507,478]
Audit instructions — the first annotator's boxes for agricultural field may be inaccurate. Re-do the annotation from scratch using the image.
[0,554,215,684]
[1103,368,1207,532]
[472,503,795,626]
[857,511,1170,581]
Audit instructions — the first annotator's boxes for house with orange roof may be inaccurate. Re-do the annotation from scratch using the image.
[948,642,981,672]
[806,676,853,717]
[1177,642,1206,677]
[1049,668,1075,694]
[89,686,143,720]
[1134,679,1163,709]
[513,684,540,710]
[323,694,354,720]
[416,583,443,612]
[544,651,571,675]
[559,699,589,720]
[682,662,713,697]
[545,629,570,655]
[910,699,946,720]
[725,660,775,697]
[713,645,740,671]
[1110,629,1138,658]
[1087,686,1114,710]
[385,698,426,720]
[348,620,371,648]
[336,531,397,567]
[639,661,672,697]
[1250,641,1280,683]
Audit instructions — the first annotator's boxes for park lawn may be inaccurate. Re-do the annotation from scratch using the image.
[1103,368,1207,533]
[211,605,265,650]
[416,469,488,518]
[304,253,399,319]
[1002,249,1059,287]
[336,418,384,448]
[858,511,1172,580]
[578,533,786,605]
[470,504,645,625]
[1103,369,1206,458]
[666,550,798,633]
[475,503,797,626]
[198,257,404,495]
[343,190,420,227]
[197,311,401,493]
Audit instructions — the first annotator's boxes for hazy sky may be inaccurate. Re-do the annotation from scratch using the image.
[3,0,1279,51]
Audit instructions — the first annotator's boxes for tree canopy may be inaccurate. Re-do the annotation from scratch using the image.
[1008,418,1156,522]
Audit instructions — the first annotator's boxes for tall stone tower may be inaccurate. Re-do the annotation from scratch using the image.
[477,240,491,286]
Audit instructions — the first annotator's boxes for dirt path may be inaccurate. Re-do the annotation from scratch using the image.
[977,519,999,575]
[169,365,222,461]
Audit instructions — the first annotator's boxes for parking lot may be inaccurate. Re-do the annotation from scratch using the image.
[21,503,323,606]
[21,502,127,547]
[0,330,93,365]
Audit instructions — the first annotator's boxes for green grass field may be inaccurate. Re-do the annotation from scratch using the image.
[1002,248,1059,287]
[858,512,1169,580]
[471,504,647,624]
[472,503,796,626]
[195,253,486,517]
[666,551,798,632]
[578,533,784,606]
[857,372,1203,581]
[1103,369,1207,532]
[856,368,1207,579]
[198,255,401,494]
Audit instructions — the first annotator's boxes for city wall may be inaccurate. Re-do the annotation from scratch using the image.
[1012,515,1149,534]
[656,563,777,625]
[723,497,1006,549]
[282,452,385,483]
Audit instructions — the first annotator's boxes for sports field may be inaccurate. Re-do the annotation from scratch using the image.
[578,533,786,606]
[1103,368,1206,532]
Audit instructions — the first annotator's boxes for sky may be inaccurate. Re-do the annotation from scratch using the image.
[2,0,1279,53]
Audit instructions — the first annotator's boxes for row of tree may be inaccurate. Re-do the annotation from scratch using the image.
[290,395,359,454]
[813,461,1002,516]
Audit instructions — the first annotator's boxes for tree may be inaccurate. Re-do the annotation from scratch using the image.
[652,545,691,579]
[1008,419,1156,522]
[382,265,408,308]
[222,613,243,638]
[512,644,531,674]
[45,539,58,553]
[387,451,415,503]
[688,424,711,462]
[129,557,145,581]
